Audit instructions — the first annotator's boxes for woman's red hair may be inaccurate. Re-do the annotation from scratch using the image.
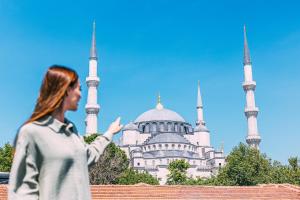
[25,65,78,124]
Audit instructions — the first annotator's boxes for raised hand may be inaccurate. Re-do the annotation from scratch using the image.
[107,117,123,135]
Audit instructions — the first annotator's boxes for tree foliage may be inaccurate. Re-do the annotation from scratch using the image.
[167,159,190,185]
[116,168,159,185]
[0,143,14,172]
[216,143,272,186]
[85,134,129,184]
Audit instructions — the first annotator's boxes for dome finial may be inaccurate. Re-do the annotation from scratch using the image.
[156,92,164,110]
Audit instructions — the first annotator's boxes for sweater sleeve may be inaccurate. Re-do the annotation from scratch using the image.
[85,131,113,167]
[8,126,39,200]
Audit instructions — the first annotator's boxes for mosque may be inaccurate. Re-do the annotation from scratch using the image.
[85,23,261,184]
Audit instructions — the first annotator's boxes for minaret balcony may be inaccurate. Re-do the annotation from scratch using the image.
[246,136,261,145]
[244,107,259,117]
[242,81,256,91]
[86,77,100,87]
[85,104,100,114]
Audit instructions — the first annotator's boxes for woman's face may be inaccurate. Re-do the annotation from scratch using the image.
[64,80,81,111]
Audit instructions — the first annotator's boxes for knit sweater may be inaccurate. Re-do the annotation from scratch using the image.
[8,115,112,200]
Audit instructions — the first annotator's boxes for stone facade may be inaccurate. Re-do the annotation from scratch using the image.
[119,91,225,185]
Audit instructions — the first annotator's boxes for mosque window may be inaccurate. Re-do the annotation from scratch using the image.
[184,127,188,133]
[153,145,156,150]
[180,125,184,132]
[148,146,151,150]
[165,144,168,149]
[151,123,157,132]
[184,145,186,149]
[178,144,181,149]
[137,162,140,166]
[167,123,172,132]
[172,144,175,149]
[145,124,150,132]
[158,144,162,149]
[160,123,164,132]
[174,123,178,132]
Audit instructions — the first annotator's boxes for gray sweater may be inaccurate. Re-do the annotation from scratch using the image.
[8,115,112,200]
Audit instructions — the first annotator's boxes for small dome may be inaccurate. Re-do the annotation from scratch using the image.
[145,133,190,144]
[123,122,138,131]
[194,125,209,132]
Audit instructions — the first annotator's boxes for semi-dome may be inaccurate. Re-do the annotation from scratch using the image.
[123,121,138,131]
[145,133,190,144]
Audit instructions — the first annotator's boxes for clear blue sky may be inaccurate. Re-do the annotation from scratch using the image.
[0,0,299,164]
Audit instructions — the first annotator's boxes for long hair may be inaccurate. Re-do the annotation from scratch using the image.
[25,65,78,124]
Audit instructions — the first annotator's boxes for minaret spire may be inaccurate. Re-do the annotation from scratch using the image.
[197,80,203,108]
[90,21,97,60]
[242,25,261,149]
[196,81,204,126]
[85,21,100,134]
[243,25,251,65]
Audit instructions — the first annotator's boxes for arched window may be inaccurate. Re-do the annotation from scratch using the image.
[151,123,157,132]
[180,125,184,132]
[145,124,150,132]
[174,123,178,132]
[167,123,172,132]
[172,144,175,149]
[158,144,162,150]
[165,144,168,149]
[160,123,164,132]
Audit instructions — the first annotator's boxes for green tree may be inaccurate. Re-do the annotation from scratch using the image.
[216,143,272,186]
[167,159,190,185]
[84,134,129,184]
[0,143,14,172]
[288,157,299,171]
[116,168,159,185]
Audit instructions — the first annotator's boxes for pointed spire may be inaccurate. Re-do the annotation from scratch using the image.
[156,92,164,110]
[243,25,251,65]
[220,141,224,152]
[90,21,97,60]
[197,80,203,108]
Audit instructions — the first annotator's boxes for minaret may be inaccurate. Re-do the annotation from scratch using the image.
[85,21,100,134]
[242,25,261,149]
[196,81,205,126]
[194,81,210,147]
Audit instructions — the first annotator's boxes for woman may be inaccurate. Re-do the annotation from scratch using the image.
[8,65,122,200]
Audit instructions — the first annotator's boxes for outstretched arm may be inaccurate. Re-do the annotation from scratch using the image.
[85,117,123,167]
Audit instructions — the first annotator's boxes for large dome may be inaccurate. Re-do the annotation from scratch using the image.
[135,106,185,123]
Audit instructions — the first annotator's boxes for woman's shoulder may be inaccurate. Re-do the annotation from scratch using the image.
[18,122,42,138]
